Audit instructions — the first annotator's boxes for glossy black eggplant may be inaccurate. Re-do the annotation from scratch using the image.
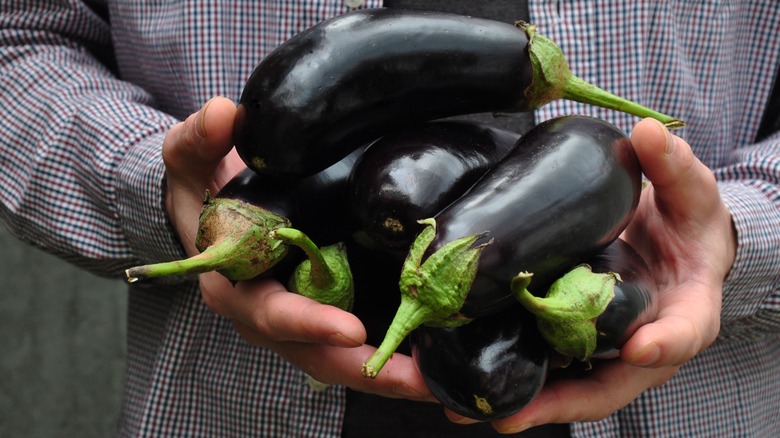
[427,115,642,315]
[124,148,364,284]
[514,238,659,363]
[234,8,683,179]
[348,121,520,259]
[410,305,548,421]
[362,115,641,378]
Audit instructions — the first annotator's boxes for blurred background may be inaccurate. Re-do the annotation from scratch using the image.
[0,225,127,437]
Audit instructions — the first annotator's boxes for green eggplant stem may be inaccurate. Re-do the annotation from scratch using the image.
[272,227,355,312]
[511,272,547,312]
[273,227,334,289]
[361,218,486,378]
[519,21,685,129]
[124,194,290,283]
[125,238,241,282]
[362,295,436,379]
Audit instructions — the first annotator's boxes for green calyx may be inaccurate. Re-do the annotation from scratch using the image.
[273,227,354,312]
[271,228,354,393]
[516,21,685,129]
[125,194,290,283]
[362,218,487,378]
[512,266,619,365]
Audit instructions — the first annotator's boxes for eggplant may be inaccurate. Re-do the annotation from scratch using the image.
[218,146,365,246]
[234,8,683,179]
[410,305,548,421]
[124,147,364,288]
[362,115,641,378]
[348,121,520,259]
[514,238,659,364]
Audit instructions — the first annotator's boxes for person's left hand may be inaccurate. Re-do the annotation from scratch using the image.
[448,118,736,433]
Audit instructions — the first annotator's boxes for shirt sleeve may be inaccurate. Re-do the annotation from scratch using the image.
[716,132,780,335]
[0,1,185,278]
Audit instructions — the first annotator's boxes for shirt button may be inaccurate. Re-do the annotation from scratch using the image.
[345,0,364,8]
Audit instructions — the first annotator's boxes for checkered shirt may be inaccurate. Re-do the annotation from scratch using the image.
[1,1,778,436]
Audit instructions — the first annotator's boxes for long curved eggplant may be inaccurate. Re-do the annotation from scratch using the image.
[514,238,659,364]
[234,8,682,179]
[348,121,520,258]
[410,305,548,421]
[124,147,364,284]
[362,115,641,378]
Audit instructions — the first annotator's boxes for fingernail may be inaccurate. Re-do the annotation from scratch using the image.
[499,423,533,434]
[327,332,362,348]
[195,99,213,138]
[628,342,661,366]
[662,124,676,156]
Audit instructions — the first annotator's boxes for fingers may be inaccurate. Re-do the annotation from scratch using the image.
[277,342,435,401]
[203,274,366,347]
[621,281,721,367]
[487,361,678,433]
[221,277,434,402]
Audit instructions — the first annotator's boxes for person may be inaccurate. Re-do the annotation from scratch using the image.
[1,1,778,437]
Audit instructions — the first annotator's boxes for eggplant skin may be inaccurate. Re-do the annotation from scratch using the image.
[216,146,365,246]
[432,115,642,317]
[348,121,520,259]
[210,148,364,281]
[233,8,533,179]
[410,305,548,421]
[589,239,659,359]
[210,146,366,283]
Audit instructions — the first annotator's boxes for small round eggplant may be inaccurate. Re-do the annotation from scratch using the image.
[410,305,548,421]
[124,147,364,284]
[362,115,641,378]
[514,238,659,364]
[348,121,520,258]
[234,8,683,179]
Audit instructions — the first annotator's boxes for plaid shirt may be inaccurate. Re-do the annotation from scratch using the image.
[1,1,778,437]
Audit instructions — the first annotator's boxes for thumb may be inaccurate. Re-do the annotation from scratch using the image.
[629,118,720,222]
[622,118,731,368]
[162,97,244,253]
[163,96,243,188]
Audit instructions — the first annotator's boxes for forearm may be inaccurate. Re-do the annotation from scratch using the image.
[0,4,183,278]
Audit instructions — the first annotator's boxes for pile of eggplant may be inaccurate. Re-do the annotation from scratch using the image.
[126,8,668,421]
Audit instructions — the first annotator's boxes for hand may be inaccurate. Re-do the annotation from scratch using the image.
[161,97,433,401]
[462,118,735,433]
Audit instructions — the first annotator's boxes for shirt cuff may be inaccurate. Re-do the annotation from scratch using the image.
[115,129,188,271]
[718,181,780,323]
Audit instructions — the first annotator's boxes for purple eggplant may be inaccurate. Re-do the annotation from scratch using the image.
[514,238,659,364]
[233,8,682,179]
[348,120,520,259]
[362,115,641,378]
[410,305,548,421]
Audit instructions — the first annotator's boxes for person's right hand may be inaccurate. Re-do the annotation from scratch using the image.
[160,97,433,401]
[482,118,733,433]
